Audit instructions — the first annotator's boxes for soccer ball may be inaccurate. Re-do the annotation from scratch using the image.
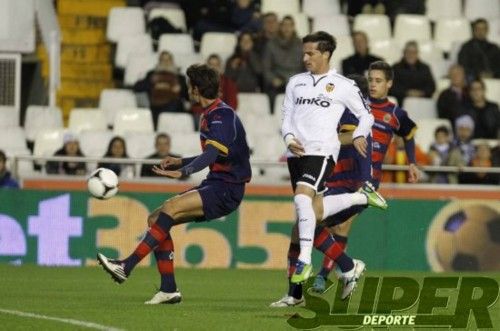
[87,168,119,200]
[427,203,500,271]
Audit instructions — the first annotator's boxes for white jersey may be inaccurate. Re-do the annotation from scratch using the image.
[281,69,374,161]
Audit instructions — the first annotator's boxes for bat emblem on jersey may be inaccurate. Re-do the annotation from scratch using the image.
[325,83,335,93]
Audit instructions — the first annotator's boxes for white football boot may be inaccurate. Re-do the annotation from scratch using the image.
[145,291,182,305]
[340,259,366,300]
[97,253,127,284]
[269,295,305,308]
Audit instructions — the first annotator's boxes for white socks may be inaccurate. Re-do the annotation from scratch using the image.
[322,193,367,220]
[294,194,316,265]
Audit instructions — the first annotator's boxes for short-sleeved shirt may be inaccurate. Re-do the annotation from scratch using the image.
[199,99,252,184]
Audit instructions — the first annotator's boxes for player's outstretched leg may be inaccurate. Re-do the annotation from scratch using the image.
[270,242,305,307]
[145,233,182,304]
[97,211,175,283]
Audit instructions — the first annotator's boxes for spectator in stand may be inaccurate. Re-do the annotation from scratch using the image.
[263,15,303,112]
[0,150,19,188]
[437,65,469,128]
[230,0,260,32]
[225,32,263,92]
[133,51,189,129]
[382,136,429,183]
[190,0,233,41]
[342,31,383,76]
[254,12,279,57]
[46,133,87,176]
[458,19,500,80]
[98,136,133,177]
[207,54,239,109]
[428,126,463,184]
[391,41,436,105]
[452,115,476,166]
[460,143,499,185]
[141,133,181,177]
[464,79,500,139]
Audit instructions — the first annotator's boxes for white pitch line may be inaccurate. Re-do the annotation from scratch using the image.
[0,308,125,331]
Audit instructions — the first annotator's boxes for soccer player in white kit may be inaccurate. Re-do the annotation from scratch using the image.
[282,31,374,286]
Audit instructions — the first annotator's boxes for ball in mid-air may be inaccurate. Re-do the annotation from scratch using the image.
[87,168,119,200]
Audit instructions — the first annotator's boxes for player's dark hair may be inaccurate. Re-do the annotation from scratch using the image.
[0,150,6,162]
[302,31,336,59]
[156,133,171,143]
[187,64,220,99]
[369,60,394,81]
[435,126,450,137]
[104,136,129,158]
[347,74,369,98]
[472,18,488,29]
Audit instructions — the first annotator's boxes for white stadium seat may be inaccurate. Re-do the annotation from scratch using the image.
[370,39,402,65]
[0,106,19,127]
[252,133,286,162]
[78,130,113,157]
[435,18,472,53]
[174,53,204,75]
[68,108,107,134]
[426,0,462,21]
[99,89,137,126]
[158,33,194,55]
[261,0,300,15]
[113,108,154,135]
[273,93,286,115]
[394,15,431,45]
[107,7,145,43]
[157,112,195,135]
[125,132,156,158]
[488,18,500,45]
[353,14,391,41]
[24,106,63,141]
[148,7,187,31]
[237,93,271,123]
[484,78,500,106]
[290,13,310,37]
[0,127,28,154]
[200,32,237,61]
[313,15,350,38]
[170,132,201,156]
[464,0,500,20]
[402,97,438,121]
[330,35,355,72]
[115,34,153,68]
[414,118,452,152]
[33,128,65,158]
[302,0,340,17]
[124,53,158,86]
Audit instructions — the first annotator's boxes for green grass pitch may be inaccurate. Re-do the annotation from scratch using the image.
[0,265,499,330]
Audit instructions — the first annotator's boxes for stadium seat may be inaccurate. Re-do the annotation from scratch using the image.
[414,118,452,152]
[200,33,237,61]
[402,97,438,121]
[394,15,431,45]
[124,53,158,86]
[78,130,113,157]
[261,0,300,15]
[428,58,451,80]
[237,93,271,122]
[157,112,195,135]
[0,106,19,127]
[435,18,472,53]
[426,0,462,21]
[33,128,65,158]
[484,78,500,106]
[68,108,108,134]
[353,14,391,41]
[107,7,146,43]
[24,106,63,141]
[302,0,340,17]
[330,35,355,72]
[488,18,500,45]
[313,15,350,38]
[170,132,201,156]
[124,132,156,158]
[148,7,187,31]
[290,13,310,37]
[99,89,137,126]
[244,115,280,143]
[273,93,286,116]
[158,33,194,55]
[464,0,500,20]
[113,108,154,135]
[252,133,286,162]
[0,127,28,154]
[115,34,153,68]
[370,39,402,65]
[174,53,204,75]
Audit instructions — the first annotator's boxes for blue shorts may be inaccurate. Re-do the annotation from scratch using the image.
[189,179,245,222]
[322,186,367,227]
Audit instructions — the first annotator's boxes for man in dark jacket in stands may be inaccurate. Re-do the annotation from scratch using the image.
[342,31,382,76]
[391,40,436,105]
[141,133,181,177]
[437,64,469,128]
[0,150,19,188]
